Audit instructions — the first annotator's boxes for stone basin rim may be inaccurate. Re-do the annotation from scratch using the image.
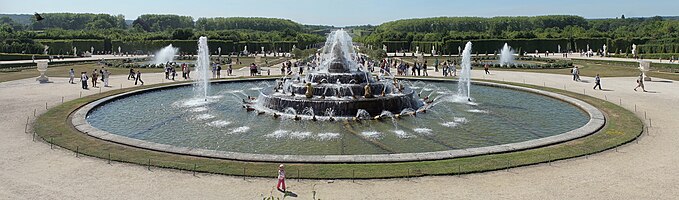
[71,77,605,163]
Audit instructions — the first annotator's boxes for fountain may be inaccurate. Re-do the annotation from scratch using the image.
[458,41,473,101]
[195,37,211,100]
[499,43,514,66]
[252,30,424,118]
[152,44,179,65]
[79,30,599,159]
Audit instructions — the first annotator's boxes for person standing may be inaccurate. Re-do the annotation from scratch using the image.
[228,64,233,76]
[103,69,110,87]
[91,69,98,88]
[423,61,429,76]
[100,67,105,82]
[135,70,144,85]
[276,164,286,192]
[593,74,602,90]
[171,68,177,81]
[68,68,75,84]
[451,64,457,77]
[81,72,89,89]
[416,63,421,76]
[634,73,647,92]
[217,64,222,78]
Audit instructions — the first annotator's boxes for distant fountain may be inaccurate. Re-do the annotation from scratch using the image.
[499,43,514,66]
[458,41,473,101]
[195,37,210,100]
[152,44,179,65]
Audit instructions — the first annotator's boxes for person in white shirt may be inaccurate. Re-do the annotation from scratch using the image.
[68,69,75,84]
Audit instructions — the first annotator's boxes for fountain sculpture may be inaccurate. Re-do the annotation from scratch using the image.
[250,30,424,118]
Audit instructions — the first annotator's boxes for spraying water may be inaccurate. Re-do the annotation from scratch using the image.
[195,37,210,100]
[499,43,514,66]
[458,41,473,101]
[152,44,179,65]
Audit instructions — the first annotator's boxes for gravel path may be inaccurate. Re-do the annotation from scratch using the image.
[1,66,677,199]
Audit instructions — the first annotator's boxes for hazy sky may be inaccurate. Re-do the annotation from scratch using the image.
[1,0,677,26]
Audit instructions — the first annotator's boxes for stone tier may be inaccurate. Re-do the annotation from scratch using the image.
[258,90,422,117]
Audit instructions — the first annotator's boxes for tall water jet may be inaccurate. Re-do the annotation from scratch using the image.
[458,41,473,101]
[195,37,210,100]
[152,44,179,65]
[499,43,514,66]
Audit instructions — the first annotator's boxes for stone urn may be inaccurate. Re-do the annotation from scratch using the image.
[36,61,49,83]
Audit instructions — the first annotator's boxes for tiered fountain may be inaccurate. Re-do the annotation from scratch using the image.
[249,30,424,119]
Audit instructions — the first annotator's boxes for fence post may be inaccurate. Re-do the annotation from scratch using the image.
[76,146,79,157]
[649,118,652,128]
[407,169,411,181]
[644,111,647,119]
[25,116,29,133]
[61,96,64,103]
[50,137,53,149]
[80,91,82,98]
[548,154,552,166]
[45,102,47,110]
[108,153,111,164]
[243,167,246,180]
[352,169,355,183]
[193,164,197,176]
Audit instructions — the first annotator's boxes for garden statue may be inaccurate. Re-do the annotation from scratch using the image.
[364,83,373,98]
[305,83,314,98]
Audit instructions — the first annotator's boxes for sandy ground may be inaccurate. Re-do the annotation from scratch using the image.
[1,64,678,199]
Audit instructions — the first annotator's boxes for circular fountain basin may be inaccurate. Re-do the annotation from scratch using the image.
[74,78,604,163]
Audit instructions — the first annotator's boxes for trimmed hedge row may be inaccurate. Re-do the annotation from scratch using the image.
[34,39,300,55]
[381,38,678,55]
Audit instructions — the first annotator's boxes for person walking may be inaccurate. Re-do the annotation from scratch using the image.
[276,164,286,192]
[634,73,647,92]
[128,68,135,80]
[484,64,491,75]
[571,66,580,81]
[135,70,144,85]
[593,74,602,90]
[68,68,75,84]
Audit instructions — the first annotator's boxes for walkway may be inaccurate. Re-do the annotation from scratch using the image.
[0,67,678,199]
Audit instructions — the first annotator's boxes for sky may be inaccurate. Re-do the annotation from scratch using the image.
[1,0,678,26]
